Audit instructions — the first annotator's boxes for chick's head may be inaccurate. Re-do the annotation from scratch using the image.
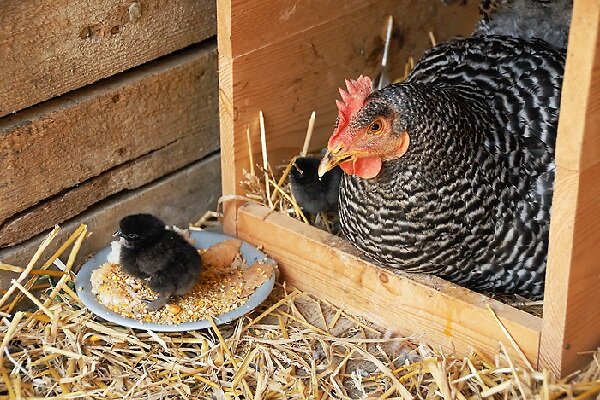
[116,213,166,249]
[290,157,321,184]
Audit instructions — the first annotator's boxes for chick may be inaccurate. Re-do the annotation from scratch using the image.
[115,214,201,311]
[289,156,342,215]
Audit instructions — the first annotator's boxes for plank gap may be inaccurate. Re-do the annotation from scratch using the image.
[0,133,220,246]
[0,38,217,132]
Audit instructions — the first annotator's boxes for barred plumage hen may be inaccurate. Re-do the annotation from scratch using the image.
[317,35,565,298]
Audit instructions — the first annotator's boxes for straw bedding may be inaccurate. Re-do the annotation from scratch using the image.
[0,225,599,399]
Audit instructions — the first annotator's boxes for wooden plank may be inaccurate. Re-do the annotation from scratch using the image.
[0,0,216,116]
[554,0,600,172]
[217,0,480,233]
[217,0,236,234]
[539,0,600,377]
[0,138,219,247]
[0,153,221,289]
[237,203,542,367]
[540,165,600,375]
[0,42,218,229]
[227,0,470,57]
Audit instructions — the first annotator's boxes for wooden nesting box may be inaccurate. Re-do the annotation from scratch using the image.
[0,1,221,283]
[218,0,600,377]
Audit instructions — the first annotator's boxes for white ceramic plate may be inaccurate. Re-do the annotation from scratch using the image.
[75,230,276,332]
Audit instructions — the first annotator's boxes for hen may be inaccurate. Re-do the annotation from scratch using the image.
[115,214,202,310]
[318,36,565,298]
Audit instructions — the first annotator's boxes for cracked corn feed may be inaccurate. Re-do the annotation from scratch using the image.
[90,239,275,325]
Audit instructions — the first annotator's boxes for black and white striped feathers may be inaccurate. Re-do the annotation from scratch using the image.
[336,36,564,298]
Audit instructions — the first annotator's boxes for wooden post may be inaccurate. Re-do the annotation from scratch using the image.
[540,0,600,377]
[217,0,237,235]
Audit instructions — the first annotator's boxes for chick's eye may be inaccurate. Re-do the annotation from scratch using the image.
[368,120,383,134]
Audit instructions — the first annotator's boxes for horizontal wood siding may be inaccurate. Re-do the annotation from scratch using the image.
[0,0,216,116]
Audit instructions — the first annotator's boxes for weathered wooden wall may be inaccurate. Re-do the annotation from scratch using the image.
[0,0,221,284]
[0,43,218,247]
[0,0,216,116]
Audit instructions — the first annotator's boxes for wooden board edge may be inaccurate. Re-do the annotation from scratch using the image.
[237,203,542,367]
[556,0,600,172]
[217,0,238,236]
[540,162,600,376]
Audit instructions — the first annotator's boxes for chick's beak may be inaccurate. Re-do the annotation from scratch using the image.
[113,229,123,238]
[318,151,338,178]
[318,148,353,177]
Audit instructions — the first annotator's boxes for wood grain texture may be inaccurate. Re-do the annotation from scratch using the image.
[539,0,600,377]
[237,204,542,366]
[0,153,221,289]
[218,0,480,232]
[0,138,219,247]
[554,0,600,172]
[0,0,216,116]
[540,165,600,375]
[217,0,236,234]
[0,42,218,233]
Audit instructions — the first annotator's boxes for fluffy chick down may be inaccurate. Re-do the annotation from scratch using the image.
[116,214,202,311]
[289,156,342,215]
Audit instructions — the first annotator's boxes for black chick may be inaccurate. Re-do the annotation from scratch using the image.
[115,214,201,311]
[289,156,342,215]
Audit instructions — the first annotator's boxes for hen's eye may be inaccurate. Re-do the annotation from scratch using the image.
[368,120,383,134]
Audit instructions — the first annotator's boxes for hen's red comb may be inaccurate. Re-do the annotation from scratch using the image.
[330,75,372,144]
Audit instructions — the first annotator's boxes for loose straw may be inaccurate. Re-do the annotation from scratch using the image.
[382,16,393,71]
[429,31,437,47]
[487,305,534,371]
[259,111,273,208]
[0,226,60,309]
[271,111,316,205]
[246,125,255,176]
[301,111,316,157]
[375,16,394,91]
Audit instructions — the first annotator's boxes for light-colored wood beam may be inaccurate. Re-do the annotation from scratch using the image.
[540,0,600,377]
[238,203,542,367]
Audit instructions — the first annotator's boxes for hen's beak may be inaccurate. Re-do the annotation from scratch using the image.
[113,229,123,238]
[318,149,353,177]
